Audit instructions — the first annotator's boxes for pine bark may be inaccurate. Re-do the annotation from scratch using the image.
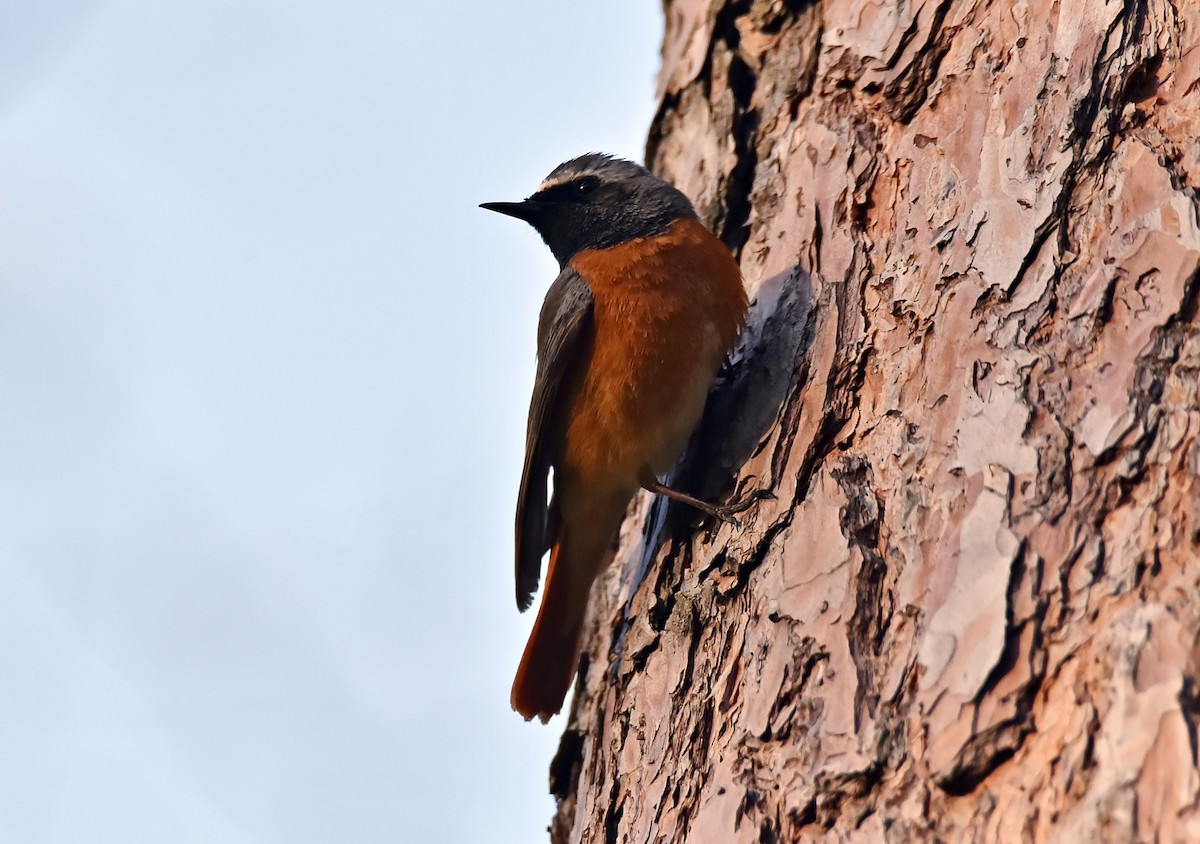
[549,1,1200,841]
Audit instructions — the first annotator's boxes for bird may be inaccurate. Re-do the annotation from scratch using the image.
[481,153,748,723]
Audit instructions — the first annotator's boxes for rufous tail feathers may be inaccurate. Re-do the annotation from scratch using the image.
[511,519,618,722]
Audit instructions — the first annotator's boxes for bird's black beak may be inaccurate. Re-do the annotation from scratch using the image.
[479,199,541,223]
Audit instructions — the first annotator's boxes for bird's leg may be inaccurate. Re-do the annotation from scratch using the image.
[640,474,773,528]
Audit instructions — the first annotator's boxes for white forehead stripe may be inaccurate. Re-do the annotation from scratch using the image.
[536,172,586,193]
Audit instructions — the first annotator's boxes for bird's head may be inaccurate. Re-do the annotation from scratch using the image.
[480,153,698,266]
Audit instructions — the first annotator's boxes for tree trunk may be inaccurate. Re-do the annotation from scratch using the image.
[548,1,1200,841]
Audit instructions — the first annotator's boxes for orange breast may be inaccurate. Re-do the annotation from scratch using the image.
[554,217,747,501]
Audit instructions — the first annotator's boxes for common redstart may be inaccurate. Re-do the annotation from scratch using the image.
[481,154,748,722]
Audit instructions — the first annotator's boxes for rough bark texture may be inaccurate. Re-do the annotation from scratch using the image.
[550,1,1200,842]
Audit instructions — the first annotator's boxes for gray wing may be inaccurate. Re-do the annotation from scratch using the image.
[514,268,594,611]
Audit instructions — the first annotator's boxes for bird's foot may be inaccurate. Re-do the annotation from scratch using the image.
[642,481,775,529]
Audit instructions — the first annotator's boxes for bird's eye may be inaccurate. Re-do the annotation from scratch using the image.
[574,177,599,196]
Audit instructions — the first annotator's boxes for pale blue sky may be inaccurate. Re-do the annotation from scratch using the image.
[0,2,662,840]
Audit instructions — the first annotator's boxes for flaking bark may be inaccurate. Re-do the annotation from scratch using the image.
[550,1,1200,841]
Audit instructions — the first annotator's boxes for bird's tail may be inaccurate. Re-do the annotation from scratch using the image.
[511,524,612,722]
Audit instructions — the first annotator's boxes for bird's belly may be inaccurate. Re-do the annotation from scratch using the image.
[558,317,723,491]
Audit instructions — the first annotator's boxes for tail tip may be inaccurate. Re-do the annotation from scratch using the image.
[511,689,563,724]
